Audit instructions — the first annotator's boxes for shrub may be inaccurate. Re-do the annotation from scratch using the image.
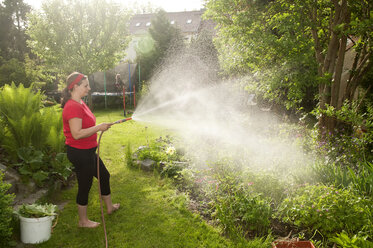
[276,184,373,238]
[206,160,272,238]
[0,83,44,158]
[0,83,72,186]
[134,137,186,177]
[214,184,272,239]
[0,172,15,247]
[315,100,373,167]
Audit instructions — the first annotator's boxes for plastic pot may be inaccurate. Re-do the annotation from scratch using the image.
[272,240,316,248]
[19,215,54,244]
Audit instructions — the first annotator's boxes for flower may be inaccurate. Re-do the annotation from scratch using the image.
[165,146,176,155]
[248,182,254,186]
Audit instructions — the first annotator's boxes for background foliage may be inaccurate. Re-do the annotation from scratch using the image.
[26,0,132,77]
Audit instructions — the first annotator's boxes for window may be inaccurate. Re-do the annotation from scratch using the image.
[135,22,141,26]
[146,22,151,26]
[186,19,192,24]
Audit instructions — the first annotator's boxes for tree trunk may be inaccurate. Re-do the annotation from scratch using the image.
[316,0,351,135]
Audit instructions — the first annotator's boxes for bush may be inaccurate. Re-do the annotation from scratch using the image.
[0,172,15,247]
[134,137,186,177]
[276,184,373,238]
[206,160,272,238]
[0,83,44,158]
[315,100,373,167]
[214,185,272,239]
[0,83,72,186]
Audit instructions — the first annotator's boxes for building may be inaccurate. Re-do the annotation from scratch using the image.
[126,9,215,61]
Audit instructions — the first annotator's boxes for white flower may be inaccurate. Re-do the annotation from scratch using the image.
[165,146,176,155]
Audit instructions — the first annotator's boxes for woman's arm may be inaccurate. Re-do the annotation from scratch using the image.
[69,118,113,140]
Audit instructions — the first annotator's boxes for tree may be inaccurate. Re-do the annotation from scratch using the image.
[298,0,372,133]
[0,0,33,87]
[204,0,319,112]
[136,9,184,81]
[0,0,31,61]
[204,0,373,133]
[26,0,131,77]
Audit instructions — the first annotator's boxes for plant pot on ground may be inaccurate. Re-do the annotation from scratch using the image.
[15,203,57,244]
[272,240,316,248]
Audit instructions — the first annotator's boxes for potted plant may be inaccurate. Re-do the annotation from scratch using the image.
[15,203,57,244]
[272,240,316,248]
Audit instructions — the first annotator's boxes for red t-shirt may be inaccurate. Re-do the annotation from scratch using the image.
[62,99,97,149]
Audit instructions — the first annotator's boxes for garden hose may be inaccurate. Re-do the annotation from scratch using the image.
[96,117,132,248]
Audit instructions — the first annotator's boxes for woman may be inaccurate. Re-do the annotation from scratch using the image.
[61,72,120,228]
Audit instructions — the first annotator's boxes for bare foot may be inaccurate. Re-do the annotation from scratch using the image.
[107,203,120,214]
[78,220,100,228]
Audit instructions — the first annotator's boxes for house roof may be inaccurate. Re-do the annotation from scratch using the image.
[129,10,207,35]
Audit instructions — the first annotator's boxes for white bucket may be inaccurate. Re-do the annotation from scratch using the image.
[19,215,54,244]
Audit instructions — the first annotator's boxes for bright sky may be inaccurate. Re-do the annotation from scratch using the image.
[24,0,205,12]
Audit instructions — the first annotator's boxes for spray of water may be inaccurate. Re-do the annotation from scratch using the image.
[133,49,311,178]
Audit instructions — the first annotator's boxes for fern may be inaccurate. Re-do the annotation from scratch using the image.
[0,83,63,158]
[0,83,72,186]
[41,105,65,153]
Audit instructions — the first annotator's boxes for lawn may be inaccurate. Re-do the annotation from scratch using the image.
[34,109,251,248]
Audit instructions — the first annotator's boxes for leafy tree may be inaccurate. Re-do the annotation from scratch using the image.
[204,0,373,133]
[26,0,131,77]
[136,9,184,81]
[204,0,318,112]
[0,0,33,87]
[0,0,31,61]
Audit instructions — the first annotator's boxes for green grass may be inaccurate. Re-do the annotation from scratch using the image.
[34,109,270,248]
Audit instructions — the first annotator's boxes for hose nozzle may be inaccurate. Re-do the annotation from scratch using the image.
[113,117,132,124]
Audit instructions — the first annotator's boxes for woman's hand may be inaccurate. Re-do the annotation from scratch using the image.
[97,123,113,132]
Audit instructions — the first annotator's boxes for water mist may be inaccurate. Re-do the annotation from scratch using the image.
[132,49,312,181]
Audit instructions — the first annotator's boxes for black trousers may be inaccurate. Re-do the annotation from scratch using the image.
[66,145,111,206]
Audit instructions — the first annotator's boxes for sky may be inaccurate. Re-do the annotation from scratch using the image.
[24,0,205,12]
